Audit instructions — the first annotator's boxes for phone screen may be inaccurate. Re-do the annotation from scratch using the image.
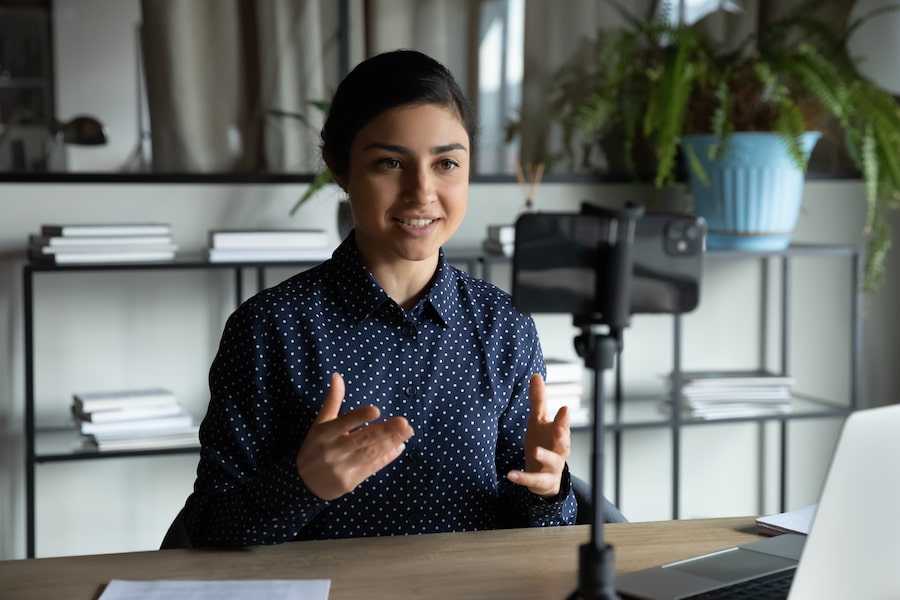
[512,211,706,316]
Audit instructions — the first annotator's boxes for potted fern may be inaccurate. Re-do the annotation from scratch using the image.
[549,0,900,292]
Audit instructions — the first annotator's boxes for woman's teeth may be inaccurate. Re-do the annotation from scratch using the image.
[400,218,433,227]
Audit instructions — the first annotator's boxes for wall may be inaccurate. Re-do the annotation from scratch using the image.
[1,176,897,559]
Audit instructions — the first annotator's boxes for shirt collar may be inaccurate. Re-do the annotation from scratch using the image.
[327,232,458,329]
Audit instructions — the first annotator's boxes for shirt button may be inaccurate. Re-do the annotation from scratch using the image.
[403,385,417,398]
[401,324,415,338]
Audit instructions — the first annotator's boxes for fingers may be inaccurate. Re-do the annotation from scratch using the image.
[528,373,547,421]
[508,445,567,497]
[314,372,345,424]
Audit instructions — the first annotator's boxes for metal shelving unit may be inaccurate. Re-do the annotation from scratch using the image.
[21,245,860,556]
[483,243,863,519]
[21,252,482,558]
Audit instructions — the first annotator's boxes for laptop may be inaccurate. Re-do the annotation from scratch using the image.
[616,403,900,599]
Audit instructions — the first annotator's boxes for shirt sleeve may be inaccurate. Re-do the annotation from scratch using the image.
[182,302,328,547]
[495,314,578,528]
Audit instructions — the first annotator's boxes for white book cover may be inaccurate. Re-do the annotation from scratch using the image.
[545,359,583,383]
[481,239,514,256]
[487,224,515,244]
[31,242,178,255]
[74,403,184,423]
[30,234,174,247]
[544,382,585,397]
[206,247,333,263]
[79,413,194,436]
[73,388,177,412]
[89,433,200,452]
[209,229,328,249]
[41,223,172,237]
[30,249,176,264]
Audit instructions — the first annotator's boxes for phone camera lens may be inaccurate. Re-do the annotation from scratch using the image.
[685,225,700,240]
[667,222,684,240]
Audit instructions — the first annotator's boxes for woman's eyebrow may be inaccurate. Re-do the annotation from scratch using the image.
[362,142,468,154]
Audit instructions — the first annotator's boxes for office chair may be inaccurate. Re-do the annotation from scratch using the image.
[160,507,192,550]
[571,474,627,524]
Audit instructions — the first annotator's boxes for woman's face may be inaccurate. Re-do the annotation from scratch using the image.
[340,103,469,267]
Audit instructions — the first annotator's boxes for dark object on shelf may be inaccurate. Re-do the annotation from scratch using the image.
[53,115,107,145]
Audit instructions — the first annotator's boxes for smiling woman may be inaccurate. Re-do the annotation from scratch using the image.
[177,49,595,547]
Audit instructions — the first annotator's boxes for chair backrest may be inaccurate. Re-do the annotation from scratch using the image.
[571,474,627,524]
[159,507,192,550]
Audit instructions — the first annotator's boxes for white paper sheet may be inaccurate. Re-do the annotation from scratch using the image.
[98,579,330,599]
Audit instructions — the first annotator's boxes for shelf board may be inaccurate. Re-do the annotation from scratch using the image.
[33,428,199,463]
[568,394,851,433]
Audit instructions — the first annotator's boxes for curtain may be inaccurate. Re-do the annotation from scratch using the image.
[139,0,336,173]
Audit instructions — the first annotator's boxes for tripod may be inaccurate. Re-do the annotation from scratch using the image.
[565,203,643,600]
[567,322,622,600]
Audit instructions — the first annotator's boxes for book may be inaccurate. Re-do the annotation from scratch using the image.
[78,412,194,436]
[29,248,177,264]
[206,247,333,263]
[73,402,184,423]
[545,358,583,383]
[674,370,796,387]
[86,427,201,452]
[208,229,328,249]
[41,223,172,237]
[481,239,514,256]
[30,242,178,255]
[544,382,585,397]
[30,234,174,247]
[487,224,515,244]
[73,388,178,413]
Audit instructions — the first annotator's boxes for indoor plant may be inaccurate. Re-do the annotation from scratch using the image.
[546,0,900,292]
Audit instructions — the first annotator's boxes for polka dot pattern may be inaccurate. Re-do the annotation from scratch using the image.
[183,234,576,546]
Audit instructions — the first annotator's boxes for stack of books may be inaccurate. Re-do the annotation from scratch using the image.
[72,388,199,451]
[29,223,177,264]
[482,224,515,257]
[545,358,589,425]
[206,229,333,263]
[665,370,796,419]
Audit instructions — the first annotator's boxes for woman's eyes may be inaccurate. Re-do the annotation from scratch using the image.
[375,157,460,171]
[377,157,402,170]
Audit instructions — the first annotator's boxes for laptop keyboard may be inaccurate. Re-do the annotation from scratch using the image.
[681,567,796,599]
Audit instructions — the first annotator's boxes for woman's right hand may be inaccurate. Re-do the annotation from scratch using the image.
[295,373,414,500]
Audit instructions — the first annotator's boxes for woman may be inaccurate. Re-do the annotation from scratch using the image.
[182,50,577,546]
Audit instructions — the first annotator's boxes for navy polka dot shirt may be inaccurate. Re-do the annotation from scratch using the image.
[183,233,576,546]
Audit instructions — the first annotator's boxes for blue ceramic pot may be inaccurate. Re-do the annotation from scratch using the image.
[680,132,820,251]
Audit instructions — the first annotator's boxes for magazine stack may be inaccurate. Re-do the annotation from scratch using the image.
[206,229,333,263]
[28,223,177,264]
[665,370,796,419]
[481,224,515,257]
[545,358,589,426]
[72,388,199,451]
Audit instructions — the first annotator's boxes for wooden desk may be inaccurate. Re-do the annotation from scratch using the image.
[0,517,760,600]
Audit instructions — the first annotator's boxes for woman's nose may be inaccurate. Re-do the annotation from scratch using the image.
[405,166,437,204]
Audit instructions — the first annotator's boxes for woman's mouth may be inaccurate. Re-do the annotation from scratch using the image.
[396,218,437,228]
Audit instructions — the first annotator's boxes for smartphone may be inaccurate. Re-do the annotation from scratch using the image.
[511,211,706,316]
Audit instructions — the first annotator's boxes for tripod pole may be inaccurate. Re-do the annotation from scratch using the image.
[569,328,620,600]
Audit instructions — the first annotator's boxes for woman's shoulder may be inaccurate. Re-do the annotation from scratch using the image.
[233,262,331,317]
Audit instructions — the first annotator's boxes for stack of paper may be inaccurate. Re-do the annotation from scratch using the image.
[665,370,796,419]
[206,229,333,262]
[756,504,818,536]
[545,358,589,425]
[482,224,515,256]
[72,388,199,451]
[28,223,177,264]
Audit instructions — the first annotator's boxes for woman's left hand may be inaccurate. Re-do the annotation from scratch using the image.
[507,374,571,498]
